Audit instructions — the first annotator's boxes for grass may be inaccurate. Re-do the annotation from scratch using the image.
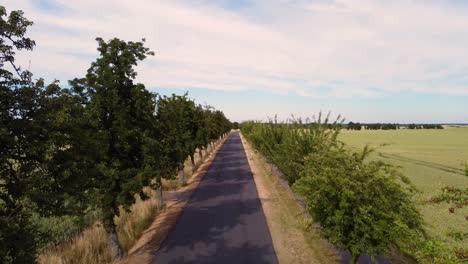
[339,127,468,249]
[38,188,159,264]
[115,188,159,252]
[37,224,113,264]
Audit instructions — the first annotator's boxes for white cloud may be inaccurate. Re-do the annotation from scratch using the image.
[3,0,468,97]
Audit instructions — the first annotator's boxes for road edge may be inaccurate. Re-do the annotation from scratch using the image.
[119,135,230,264]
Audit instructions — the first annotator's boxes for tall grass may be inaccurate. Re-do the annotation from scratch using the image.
[37,224,112,264]
[116,189,158,252]
[38,188,158,264]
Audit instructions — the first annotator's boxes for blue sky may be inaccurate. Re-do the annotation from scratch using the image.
[3,0,468,122]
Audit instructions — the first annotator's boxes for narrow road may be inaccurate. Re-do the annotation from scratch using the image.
[152,132,278,264]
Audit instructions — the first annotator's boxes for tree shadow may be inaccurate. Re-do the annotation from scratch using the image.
[152,132,278,264]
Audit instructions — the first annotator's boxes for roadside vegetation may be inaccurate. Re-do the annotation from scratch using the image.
[0,6,231,264]
[240,133,339,263]
[241,117,466,263]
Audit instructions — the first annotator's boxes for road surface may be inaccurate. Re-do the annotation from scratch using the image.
[152,132,278,264]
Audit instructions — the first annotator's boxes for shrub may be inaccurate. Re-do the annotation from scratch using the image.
[293,146,423,263]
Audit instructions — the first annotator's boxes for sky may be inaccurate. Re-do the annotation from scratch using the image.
[3,0,468,123]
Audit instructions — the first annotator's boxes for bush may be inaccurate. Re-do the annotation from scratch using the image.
[241,114,341,184]
[293,147,423,263]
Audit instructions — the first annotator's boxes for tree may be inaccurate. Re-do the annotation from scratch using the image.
[0,6,101,262]
[293,147,423,263]
[203,106,231,143]
[69,37,156,259]
[347,122,362,130]
[154,94,195,185]
[0,6,44,263]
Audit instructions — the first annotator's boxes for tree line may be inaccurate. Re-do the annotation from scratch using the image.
[0,7,231,263]
[347,122,443,130]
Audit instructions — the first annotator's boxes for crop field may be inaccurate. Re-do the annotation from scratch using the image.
[339,127,468,249]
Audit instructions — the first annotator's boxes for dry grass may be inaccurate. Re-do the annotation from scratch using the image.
[38,188,159,264]
[37,224,112,264]
[116,189,159,253]
[161,178,179,191]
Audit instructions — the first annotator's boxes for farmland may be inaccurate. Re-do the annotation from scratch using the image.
[339,127,468,249]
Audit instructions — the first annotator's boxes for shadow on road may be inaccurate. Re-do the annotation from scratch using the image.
[152,132,278,264]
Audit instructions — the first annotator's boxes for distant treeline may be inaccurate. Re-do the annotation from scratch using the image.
[235,120,444,131]
[346,122,443,130]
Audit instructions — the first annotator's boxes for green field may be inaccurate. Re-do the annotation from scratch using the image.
[340,127,468,249]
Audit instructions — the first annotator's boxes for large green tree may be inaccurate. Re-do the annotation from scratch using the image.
[69,37,156,259]
[155,94,195,185]
[0,6,44,263]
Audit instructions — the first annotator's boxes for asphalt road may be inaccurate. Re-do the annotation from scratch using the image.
[152,132,278,264]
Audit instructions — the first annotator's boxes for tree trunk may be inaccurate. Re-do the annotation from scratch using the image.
[108,223,123,260]
[349,254,358,264]
[199,148,203,162]
[155,185,163,209]
[190,154,196,173]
